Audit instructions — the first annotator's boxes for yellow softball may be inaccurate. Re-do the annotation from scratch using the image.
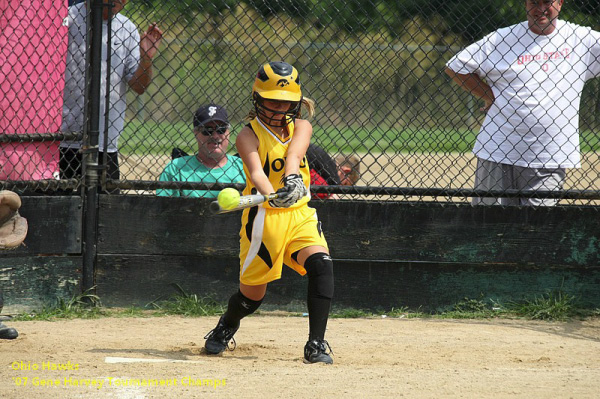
[217,188,241,210]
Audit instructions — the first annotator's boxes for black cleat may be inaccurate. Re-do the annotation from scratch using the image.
[303,339,333,364]
[0,322,18,340]
[204,316,239,355]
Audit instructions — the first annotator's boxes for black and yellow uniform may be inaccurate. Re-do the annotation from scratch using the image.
[239,117,328,285]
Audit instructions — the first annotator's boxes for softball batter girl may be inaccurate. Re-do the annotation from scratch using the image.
[204,61,334,364]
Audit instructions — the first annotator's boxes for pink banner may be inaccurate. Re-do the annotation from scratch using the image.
[0,0,68,180]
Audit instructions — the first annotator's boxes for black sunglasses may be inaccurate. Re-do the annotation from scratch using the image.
[197,125,230,136]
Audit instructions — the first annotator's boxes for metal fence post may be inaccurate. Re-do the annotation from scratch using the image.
[81,0,103,294]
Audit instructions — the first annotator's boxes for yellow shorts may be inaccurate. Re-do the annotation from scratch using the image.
[239,205,328,285]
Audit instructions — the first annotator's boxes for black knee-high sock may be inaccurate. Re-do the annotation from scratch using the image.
[222,290,263,328]
[304,253,334,341]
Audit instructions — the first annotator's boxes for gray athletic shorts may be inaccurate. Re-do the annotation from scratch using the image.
[472,158,566,206]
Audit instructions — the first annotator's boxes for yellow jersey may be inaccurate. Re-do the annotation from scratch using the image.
[243,117,311,209]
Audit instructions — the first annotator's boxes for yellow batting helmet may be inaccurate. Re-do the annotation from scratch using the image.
[252,61,303,126]
[252,61,302,101]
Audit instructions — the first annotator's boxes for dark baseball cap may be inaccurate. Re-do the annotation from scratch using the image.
[193,104,229,127]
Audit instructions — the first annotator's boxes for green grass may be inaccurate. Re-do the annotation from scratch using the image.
[147,284,225,317]
[14,288,105,321]
[503,291,580,321]
[120,119,479,156]
[121,119,195,158]
[121,118,600,157]
[331,306,428,319]
[331,292,598,321]
[330,308,373,318]
[435,297,500,319]
[320,126,477,154]
[10,288,599,323]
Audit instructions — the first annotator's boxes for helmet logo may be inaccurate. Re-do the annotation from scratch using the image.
[208,106,217,116]
[276,79,289,87]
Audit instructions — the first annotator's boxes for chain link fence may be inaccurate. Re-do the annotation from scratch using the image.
[1,0,599,205]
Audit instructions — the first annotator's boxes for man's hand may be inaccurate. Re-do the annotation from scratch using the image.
[130,23,163,94]
[140,23,163,60]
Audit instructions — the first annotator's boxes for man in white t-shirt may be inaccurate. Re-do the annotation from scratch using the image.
[445,0,600,206]
[60,0,163,192]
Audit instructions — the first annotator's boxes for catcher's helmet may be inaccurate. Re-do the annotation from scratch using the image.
[252,61,302,126]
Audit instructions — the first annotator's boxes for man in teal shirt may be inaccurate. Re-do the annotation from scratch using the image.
[157,104,245,198]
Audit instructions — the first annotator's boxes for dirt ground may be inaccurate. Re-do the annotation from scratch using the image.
[119,152,600,190]
[120,152,600,204]
[1,315,600,399]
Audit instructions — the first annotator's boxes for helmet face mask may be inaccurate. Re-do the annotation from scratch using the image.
[252,61,303,127]
[253,93,301,127]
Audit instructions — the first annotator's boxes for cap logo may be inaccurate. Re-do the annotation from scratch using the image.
[208,106,217,117]
[277,79,289,87]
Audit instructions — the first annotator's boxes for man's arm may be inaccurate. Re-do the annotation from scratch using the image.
[129,23,163,95]
[445,67,495,112]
